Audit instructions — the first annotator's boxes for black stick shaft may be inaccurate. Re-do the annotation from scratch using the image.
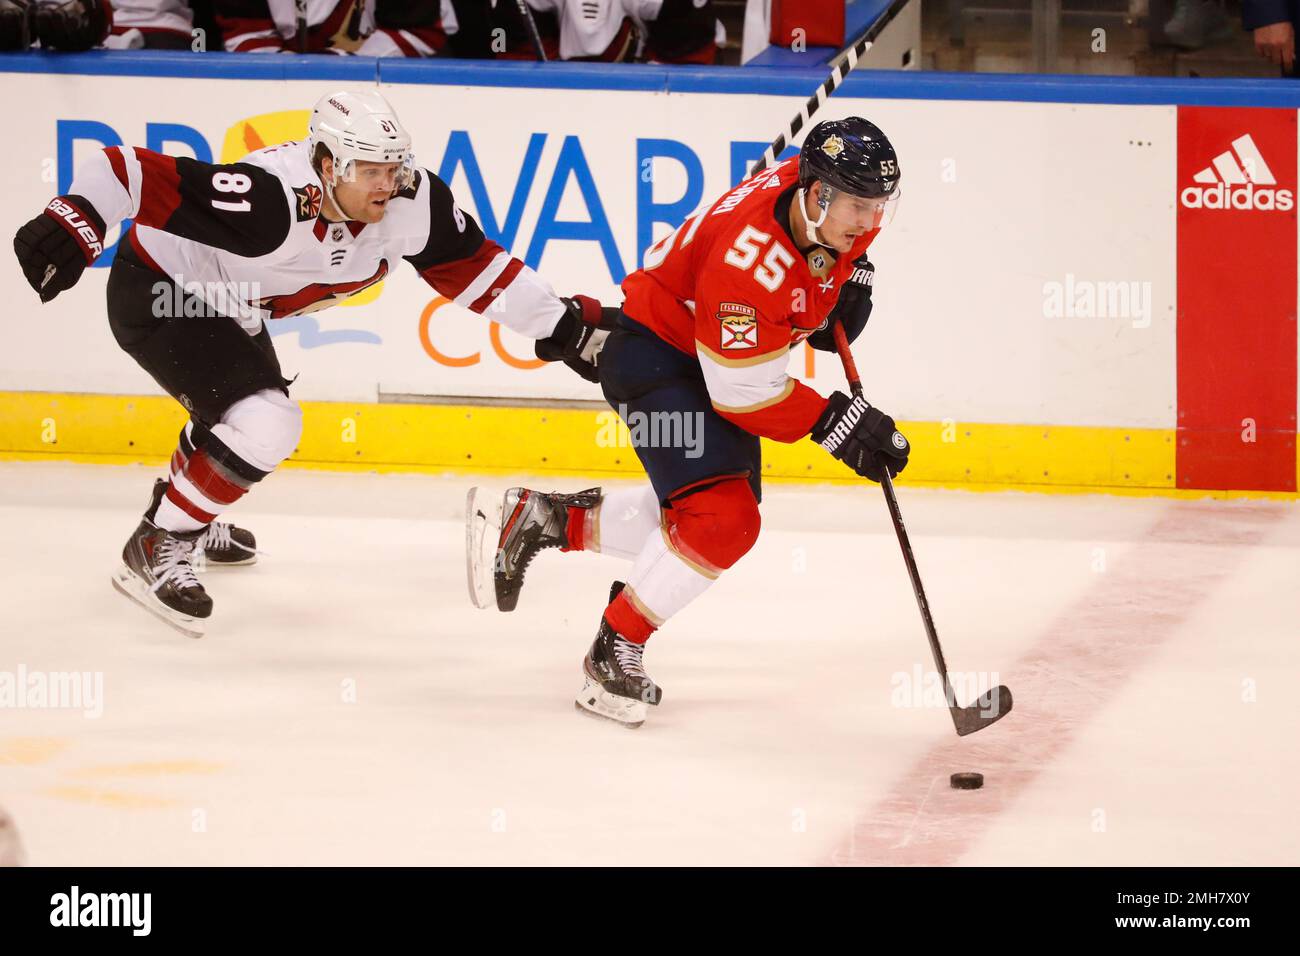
[750,34,874,178]
[751,0,916,179]
[832,324,964,734]
[295,0,307,54]
[515,0,548,62]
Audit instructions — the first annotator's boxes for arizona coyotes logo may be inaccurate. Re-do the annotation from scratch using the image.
[293,184,323,222]
[821,135,845,159]
[718,302,758,350]
[256,260,389,319]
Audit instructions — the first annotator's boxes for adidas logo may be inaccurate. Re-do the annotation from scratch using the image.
[1180,134,1294,211]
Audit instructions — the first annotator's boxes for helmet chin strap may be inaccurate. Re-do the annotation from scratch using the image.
[321,170,346,222]
[796,187,834,249]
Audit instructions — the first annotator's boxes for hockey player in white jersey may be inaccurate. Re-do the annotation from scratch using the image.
[13,89,609,637]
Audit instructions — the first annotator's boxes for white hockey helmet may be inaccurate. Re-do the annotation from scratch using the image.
[308,90,415,192]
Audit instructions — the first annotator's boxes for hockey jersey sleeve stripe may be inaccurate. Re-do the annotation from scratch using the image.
[708,379,796,415]
[419,243,508,304]
[122,147,144,216]
[467,258,524,314]
[696,342,792,408]
[105,146,129,192]
[695,341,790,368]
[132,148,183,230]
[714,380,828,443]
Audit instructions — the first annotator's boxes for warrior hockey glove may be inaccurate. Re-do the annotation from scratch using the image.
[13,194,106,303]
[808,256,873,353]
[535,294,616,384]
[811,391,909,482]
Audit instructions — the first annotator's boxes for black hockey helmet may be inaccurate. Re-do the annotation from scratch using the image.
[798,117,900,200]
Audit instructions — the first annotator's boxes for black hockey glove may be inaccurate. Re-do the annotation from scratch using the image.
[810,391,909,482]
[33,0,111,51]
[535,294,617,384]
[0,0,33,51]
[13,195,106,303]
[808,256,873,353]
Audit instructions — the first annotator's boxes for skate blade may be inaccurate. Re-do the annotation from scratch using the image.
[574,676,646,729]
[195,554,257,570]
[464,486,501,610]
[110,565,207,639]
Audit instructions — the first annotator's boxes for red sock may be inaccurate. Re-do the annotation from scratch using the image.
[603,590,657,644]
[561,504,590,552]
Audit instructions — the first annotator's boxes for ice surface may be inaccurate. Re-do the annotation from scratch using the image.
[1,462,1296,865]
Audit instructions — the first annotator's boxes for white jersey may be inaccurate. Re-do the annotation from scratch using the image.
[110,0,195,35]
[67,139,567,339]
[527,0,654,60]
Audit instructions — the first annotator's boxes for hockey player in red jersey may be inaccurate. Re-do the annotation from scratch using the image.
[13,89,608,637]
[466,118,911,727]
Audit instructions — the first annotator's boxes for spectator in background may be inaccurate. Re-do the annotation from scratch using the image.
[520,0,638,61]
[104,0,195,49]
[217,0,488,56]
[643,0,720,64]
[1163,0,1234,49]
[1243,0,1297,74]
[0,0,113,50]
[500,0,721,63]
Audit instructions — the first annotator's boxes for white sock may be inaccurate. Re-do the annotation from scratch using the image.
[593,485,661,560]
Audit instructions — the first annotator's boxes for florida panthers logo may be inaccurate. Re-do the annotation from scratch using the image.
[718,302,758,350]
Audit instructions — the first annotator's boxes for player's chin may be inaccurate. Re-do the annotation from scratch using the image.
[362,198,390,222]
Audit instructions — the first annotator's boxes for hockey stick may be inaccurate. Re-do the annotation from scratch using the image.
[750,0,913,177]
[295,0,308,53]
[832,324,1013,736]
[515,0,548,62]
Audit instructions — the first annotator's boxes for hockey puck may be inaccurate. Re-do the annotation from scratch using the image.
[950,772,984,790]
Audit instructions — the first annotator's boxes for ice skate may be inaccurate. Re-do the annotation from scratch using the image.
[147,479,257,568]
[492,486,601,612]
[110,518,212,638]
[575,582,662,729]
[465,485,502,608]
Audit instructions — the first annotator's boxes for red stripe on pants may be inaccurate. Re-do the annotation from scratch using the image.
[185,449,247,507]
[165,483,217,524]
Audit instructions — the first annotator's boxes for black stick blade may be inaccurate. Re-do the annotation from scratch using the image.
[952,684,1014,737]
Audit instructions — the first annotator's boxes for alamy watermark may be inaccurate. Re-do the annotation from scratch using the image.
[890,664,1001,715]
[1043,274,1152,329]
[152,278,261,319]
[0,665,103,719]
[597,405,705,459]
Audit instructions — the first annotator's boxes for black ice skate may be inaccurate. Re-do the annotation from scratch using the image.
[465,485,600,611]
[148,479,258,568]
[575,582,663,729]
[110,518,213,638]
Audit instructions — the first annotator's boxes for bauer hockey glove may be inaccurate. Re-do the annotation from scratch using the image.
[535,294,617,384]
[13,194,106,303]
[808,256,873,353]
[811,391,909,482]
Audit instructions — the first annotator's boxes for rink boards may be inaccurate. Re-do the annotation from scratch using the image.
[0,54,1297,493]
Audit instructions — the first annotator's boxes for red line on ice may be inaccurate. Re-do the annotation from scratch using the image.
[828,501,1285,866]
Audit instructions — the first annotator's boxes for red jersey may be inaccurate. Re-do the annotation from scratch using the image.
[621,159,877,442]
